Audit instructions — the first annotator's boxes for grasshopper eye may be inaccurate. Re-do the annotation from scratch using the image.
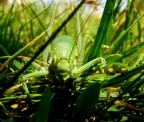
[56,59,70,73]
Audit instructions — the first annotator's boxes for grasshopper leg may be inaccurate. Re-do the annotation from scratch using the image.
[71,57,109,78]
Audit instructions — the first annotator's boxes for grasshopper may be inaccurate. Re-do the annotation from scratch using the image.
[46,35,107,81]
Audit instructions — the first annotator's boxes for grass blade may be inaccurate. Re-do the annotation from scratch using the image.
[110,14,144,54]
[102,64,144,87]
[88,0,115,60]
[31,86,53,122]
[73,82,100,120]
[0,28,49,72]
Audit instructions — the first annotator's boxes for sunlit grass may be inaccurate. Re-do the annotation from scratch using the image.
[0,0,144,121]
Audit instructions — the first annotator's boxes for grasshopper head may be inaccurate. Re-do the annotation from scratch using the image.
[56,59,70,73]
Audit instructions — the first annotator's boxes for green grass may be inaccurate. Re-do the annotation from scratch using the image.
[0,0,144,121]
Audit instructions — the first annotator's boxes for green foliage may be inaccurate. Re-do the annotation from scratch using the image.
[0,0,144,121]
[88,0,116,60]
[31,86,53,122]
[73,82,100,120]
